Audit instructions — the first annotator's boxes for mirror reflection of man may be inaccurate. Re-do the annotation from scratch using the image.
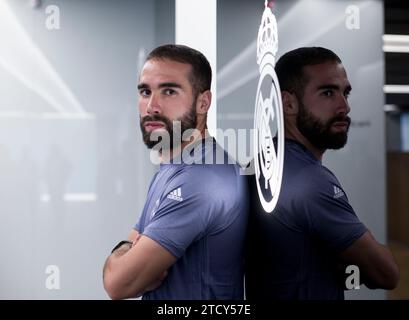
[245,47,399,300]
[103,44,248,300]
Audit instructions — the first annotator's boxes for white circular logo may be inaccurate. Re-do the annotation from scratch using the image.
[253,2,284,214]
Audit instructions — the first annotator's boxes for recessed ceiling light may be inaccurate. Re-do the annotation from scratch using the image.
[383,34,409,53]
[384,85,409,94]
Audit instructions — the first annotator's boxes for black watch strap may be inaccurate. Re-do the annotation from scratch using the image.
[111,240,133,254]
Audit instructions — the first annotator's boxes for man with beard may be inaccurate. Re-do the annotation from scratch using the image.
[245,47,399,300]
[103,44,248,300]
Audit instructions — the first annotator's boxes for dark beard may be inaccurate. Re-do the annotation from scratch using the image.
[297,102,351,150]
[140,105,197,149]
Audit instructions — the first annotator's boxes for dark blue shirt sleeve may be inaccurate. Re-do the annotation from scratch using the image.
[299,166,367,254]
[142,169,225,259]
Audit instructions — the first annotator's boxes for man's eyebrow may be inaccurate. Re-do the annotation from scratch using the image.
[137,83,149,90]
[317,84,352,92]
[316,84,340,91]
[137,82,182,90]
[158,82,182,89]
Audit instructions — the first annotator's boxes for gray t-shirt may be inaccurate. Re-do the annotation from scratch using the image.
[135,138,248,299]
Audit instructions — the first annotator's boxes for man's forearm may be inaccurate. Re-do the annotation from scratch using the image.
[103,244,131,279]
[103,243,139,299]
[103,242,167,299]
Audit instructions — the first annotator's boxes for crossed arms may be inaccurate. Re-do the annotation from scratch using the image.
[338,230,399,290]
[103,229,176,300]
[103,227,399,299]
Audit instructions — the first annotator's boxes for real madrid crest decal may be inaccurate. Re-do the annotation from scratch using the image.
[253,0,284,214]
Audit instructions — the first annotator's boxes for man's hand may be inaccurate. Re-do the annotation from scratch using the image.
[112,242,133,256]
[132,233,142,247]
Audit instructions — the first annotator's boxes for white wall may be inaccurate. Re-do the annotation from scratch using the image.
[0,0,174,299]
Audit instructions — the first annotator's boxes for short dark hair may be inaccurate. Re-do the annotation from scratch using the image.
[146,44,212,98]
[275,47,342,98]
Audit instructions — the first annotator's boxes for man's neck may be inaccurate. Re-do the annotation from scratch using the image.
[159,125,209,163]
[285,126,325,161]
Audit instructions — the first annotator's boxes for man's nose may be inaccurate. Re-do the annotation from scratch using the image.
[337,94,350,115]
[147,93,161,115]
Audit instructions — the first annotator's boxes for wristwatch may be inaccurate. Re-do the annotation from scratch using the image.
[111,240,133,254]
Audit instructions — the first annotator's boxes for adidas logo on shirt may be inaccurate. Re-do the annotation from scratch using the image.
[167,187,183,202]
[333,185,345,199]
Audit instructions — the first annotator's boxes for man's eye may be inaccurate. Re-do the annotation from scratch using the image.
[139,89,150,97]
[344,91,351,99]
[322,90,333,97]
[163,88,176,96]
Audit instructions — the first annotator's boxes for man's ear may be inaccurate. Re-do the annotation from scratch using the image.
[282,91,299,116]
[196,90,212,115]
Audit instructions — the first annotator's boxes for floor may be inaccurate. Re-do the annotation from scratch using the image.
[388,241,409,300]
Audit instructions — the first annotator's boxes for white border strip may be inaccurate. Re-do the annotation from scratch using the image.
[176,0,217,137]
